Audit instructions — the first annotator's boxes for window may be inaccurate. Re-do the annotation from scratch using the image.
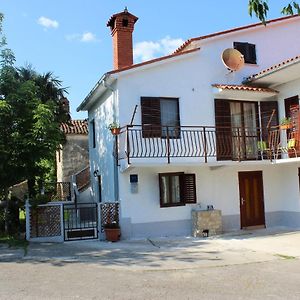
[122,19,129,27]
[90,119,96,148]
[159,172,196,207]
[141,97,180,138]
[234,42,257,64]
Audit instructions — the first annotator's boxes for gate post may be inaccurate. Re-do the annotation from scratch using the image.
[60,203,64,241]
[97,203,104,240]
[25,199,31,241]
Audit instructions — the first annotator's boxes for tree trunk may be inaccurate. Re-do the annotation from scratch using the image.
[4,187,9,234]
[27,177,36,199]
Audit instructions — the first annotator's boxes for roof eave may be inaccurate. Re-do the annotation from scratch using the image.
[77,73,117,112]
[244,58,300,85]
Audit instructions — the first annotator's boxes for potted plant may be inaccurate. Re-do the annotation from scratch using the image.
[108,122,121,135]
[104,220,121,242]
[280,117,292,130]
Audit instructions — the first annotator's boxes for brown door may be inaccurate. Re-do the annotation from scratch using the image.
[238,171,265,228]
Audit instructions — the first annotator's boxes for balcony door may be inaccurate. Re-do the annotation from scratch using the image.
[215,99,259,160]
[230,102,258,160]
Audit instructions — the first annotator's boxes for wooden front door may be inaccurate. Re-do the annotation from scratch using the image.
[238,171,265,228]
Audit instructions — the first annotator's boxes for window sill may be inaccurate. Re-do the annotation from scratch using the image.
[160,203,185,208]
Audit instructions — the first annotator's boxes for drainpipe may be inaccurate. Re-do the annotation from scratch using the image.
[103,77,120,204]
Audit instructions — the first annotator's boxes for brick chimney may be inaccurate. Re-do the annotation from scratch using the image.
[107,8,138,70]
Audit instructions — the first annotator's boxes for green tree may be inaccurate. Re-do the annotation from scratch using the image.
[249,0,300,24]
[0,14,69,234]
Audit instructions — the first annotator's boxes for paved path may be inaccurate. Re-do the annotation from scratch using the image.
[2,227,300,270]
[1,228,300,299]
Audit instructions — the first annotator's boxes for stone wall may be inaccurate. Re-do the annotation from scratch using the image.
[57,135,89,182]
[192,210,222,237]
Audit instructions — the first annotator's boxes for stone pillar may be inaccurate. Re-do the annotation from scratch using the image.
[192,209,222,237]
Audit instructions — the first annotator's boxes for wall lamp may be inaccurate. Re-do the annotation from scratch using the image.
[93,170,100,177]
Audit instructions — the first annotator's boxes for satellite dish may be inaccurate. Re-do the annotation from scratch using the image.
[221,48,245,71]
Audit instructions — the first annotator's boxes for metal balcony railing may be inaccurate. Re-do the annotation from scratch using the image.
[116,125,299,164]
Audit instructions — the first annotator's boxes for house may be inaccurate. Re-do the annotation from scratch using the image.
[56,98,89,184]
[77,9,300,239]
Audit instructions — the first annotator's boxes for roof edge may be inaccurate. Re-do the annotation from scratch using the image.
[77,74,109,112]
[244,54,300,84]
[107,47,201,75]
[174,14,300,54]
[212,83,279,94]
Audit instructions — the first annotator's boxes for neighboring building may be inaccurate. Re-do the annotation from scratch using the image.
[77,9,300,239]
[57,119,89,183]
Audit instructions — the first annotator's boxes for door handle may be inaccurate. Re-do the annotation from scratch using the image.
[241,197,246,205]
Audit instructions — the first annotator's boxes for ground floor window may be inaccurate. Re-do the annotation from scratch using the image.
[159,172,196,207]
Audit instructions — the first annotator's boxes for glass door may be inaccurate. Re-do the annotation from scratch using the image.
[230,102,258,160]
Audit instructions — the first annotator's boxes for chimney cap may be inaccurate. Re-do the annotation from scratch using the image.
[107,9,138,28]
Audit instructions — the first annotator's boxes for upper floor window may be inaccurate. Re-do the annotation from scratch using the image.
[234,42,257,64]
[141,97,180,138]
[90,119,96,148]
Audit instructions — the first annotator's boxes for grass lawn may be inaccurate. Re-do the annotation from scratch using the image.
[0,234,28,249]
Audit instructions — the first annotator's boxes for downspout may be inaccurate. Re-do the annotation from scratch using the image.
[103,77,119,203]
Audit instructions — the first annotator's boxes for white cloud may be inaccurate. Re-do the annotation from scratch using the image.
[81,32,97,42]
[133,36,184,62]
[37,16,59,29]
[65,32,99,43]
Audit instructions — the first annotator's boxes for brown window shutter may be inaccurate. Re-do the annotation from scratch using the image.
[234,42,256,64]
[247,43,257,64]
[215,99,232,160]
[260,101,279,141]
[141,97,161,137]
[181,174,196,204]
[234,42,247,57]
[284,96,299,118]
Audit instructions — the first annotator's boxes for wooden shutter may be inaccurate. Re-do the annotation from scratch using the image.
[260,101,279,141]
[141,97,161,137]
[234,42,247,59]
[284,96,299,118]
[215,99,232,160]
[247,43,257,64]
[181,174,196,204]
[90,119,96,148]
[234,42,256,64]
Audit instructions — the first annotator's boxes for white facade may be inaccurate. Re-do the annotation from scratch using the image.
[79,15,300,239]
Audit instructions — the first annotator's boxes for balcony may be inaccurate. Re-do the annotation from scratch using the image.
[117,125,299,165]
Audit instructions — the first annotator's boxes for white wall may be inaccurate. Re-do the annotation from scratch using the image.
[117,17,300,130]
[88,86,119,203]
[119,162,300,227]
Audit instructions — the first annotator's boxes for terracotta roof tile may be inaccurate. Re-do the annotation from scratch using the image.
[174,15,300,54]
[246,54,300,82]
[212,84,278,93]
[61,120,88,135]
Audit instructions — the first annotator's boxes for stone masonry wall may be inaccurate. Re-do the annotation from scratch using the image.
[192,210,222,237]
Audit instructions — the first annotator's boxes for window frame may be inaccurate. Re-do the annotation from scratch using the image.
[159,172,196,208]
[141,97,180,138]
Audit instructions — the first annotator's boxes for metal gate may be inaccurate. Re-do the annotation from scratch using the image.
[63,203,98,241]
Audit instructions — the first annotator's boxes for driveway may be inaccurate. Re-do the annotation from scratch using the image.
[1,227,300,270]
[1,228,300,299]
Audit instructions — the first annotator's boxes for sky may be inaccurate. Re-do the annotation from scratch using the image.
[1,0,288,119]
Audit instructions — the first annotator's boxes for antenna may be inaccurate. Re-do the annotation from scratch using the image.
[221,48,245,72]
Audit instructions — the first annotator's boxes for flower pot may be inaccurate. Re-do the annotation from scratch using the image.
[104,228,121,242]
[280,124,292,130]
[110,128,121,135]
